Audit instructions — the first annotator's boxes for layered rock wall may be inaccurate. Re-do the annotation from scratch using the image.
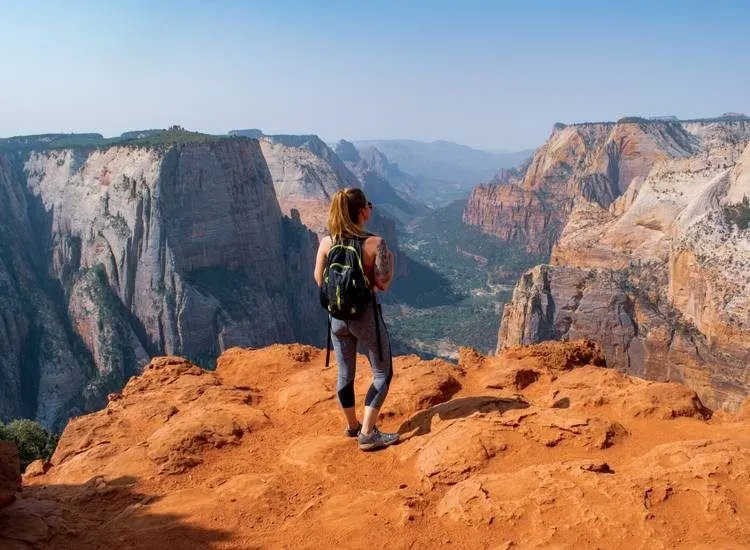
[1,139,323,428]
[0,153,89,424]
[259,135,359,234]
[464,121,701,255]
[497,119,750,409]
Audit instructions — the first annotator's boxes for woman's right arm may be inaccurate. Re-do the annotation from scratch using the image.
[314,236,331,287]
[373,237,395,291]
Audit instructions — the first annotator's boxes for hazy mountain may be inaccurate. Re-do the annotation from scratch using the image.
[353,139,533,206]
[334,140,429,225]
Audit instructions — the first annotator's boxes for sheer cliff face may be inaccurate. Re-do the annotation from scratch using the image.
[1,139,322,428]
[498,120,750,410]
[259,135,360,235]
[464,121,701,255]
[0,154,90,427]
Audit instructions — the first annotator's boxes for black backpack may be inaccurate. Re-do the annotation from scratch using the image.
[320,235,383,368]
[320,236,372,320]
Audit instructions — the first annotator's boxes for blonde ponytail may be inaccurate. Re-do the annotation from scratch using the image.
[327,188,369,240]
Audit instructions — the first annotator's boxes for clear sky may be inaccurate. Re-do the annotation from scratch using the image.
[1,0,748,150]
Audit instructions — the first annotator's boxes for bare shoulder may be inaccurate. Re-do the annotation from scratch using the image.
[319,235,333,251]
[364,235,385,250]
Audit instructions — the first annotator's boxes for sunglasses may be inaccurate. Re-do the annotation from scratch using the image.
[366,201,373,209]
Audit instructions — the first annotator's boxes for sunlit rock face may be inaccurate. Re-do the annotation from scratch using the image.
[495,118,750,410]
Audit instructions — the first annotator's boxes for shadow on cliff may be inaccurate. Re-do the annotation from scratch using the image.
[397,395,529,438]
[2,476,232,549]
[386,256,461,308]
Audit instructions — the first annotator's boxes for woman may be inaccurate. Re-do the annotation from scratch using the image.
[314,188,398,451]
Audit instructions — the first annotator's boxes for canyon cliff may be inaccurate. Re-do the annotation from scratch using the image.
[494,118,750,410]
[259,134,360,235]
[464,119,710,255]
[0,136,322,429]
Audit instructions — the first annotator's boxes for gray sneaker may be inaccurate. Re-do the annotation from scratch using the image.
[357,426,399,451]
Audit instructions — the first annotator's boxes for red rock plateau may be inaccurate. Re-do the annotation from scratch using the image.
[3,341,750,549]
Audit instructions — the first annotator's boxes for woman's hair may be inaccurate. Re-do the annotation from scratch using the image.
[327,188,369,240]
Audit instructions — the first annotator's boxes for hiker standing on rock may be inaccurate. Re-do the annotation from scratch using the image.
[314,188,399,451]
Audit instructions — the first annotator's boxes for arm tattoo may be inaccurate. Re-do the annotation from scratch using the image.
[374,239,394,289]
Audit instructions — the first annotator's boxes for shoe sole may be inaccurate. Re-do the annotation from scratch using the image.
[358,436,399,452]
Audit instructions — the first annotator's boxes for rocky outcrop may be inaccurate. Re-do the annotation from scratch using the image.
[498,264,748,410]
[6,342,750,548]
[0,441,20,509]
[0,138,323,428]
[498,118,750,410]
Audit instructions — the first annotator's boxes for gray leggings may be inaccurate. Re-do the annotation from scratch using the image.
[331,301,393,410]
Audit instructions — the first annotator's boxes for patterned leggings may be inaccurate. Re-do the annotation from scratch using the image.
[331,300,393,409]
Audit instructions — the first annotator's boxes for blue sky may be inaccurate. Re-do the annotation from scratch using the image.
[0,0,748,150]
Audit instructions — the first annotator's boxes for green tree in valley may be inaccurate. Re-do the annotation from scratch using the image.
[0,419,59,469]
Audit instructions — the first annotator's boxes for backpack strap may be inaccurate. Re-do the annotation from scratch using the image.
[325,314,332,368]
[355,235,381,359]
[373,294,383,362]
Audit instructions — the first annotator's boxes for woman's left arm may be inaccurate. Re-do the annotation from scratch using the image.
[314,236,331,287]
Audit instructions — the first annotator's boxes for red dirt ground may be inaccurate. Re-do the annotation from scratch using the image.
[3,340,749,549]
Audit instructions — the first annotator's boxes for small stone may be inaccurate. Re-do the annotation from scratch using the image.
[108,392,122,402]
[24,459,51,478]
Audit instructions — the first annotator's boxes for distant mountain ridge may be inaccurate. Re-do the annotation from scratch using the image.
[1,131,531,210]
[334,140,428,225]
[353,139,534,206]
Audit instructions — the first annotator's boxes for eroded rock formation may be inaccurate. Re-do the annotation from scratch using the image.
[496,118,750,409]
[260,134,406,273]
[464,119,747,255]
[259,134,360,234]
